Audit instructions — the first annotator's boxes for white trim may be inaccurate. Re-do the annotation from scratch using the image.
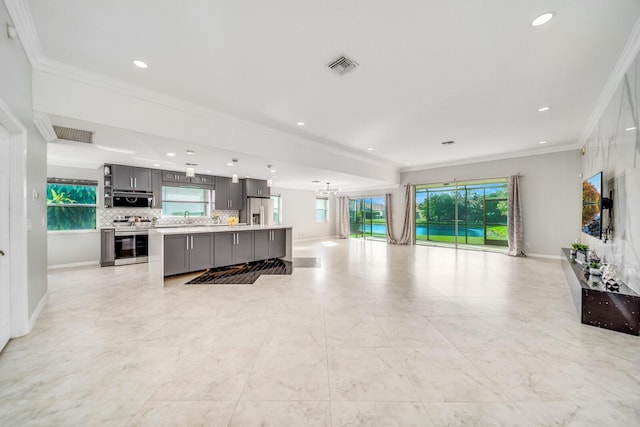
[580,15,640,145]
[32,111,56,142]
[526,253,562,260]
[27,291,48,332]
[400,144,578,173]
[48,260,99,270]
[0,97,30,338]
[3,0,45,67]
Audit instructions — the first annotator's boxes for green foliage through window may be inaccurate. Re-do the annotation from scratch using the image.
[47,182,97,231]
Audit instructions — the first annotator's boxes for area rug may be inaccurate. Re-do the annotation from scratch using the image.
[185,257,312,285]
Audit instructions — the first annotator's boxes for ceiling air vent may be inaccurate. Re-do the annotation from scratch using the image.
[53,125,94,144]
[327,55,359,75]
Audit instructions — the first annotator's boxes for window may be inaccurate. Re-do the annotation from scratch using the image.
[349,196,386,240]
[415,178,508,248]
[162,186,211,217]
[271,194,282,224]
[316,197,329,223]
[47,179,97,231]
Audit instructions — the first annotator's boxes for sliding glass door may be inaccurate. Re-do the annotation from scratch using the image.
[349,196,386,240]
[415,179,508,249]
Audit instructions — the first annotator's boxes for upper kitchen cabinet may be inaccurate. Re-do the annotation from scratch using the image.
[215,176,242,209]
[111,164,152,192]
[162,170,190,184]
[244,178,270,198]
[162,170,214,188]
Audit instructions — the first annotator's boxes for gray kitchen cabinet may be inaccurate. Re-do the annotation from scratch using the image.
[254,229,285,260]
[162,170,190,184]
[215,176,242,209]
[162,170,214,188]
[112,164,152,192]
[244,178,270,198]
[191,174,215,186]
[213,230,253,267]
[151,169,162,209]
[100,228,115,267]
[164,233,213,276]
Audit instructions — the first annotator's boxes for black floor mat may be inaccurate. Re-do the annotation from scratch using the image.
[185,258,293,285]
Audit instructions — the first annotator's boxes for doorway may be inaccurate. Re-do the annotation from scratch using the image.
[415,179,508,250]
[349,196,387,240]
[0,124,10,350]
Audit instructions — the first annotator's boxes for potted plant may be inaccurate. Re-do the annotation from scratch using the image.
[572,243,589,264]
[589,260,602,276]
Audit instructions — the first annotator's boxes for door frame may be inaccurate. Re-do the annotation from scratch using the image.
[0,97,30,338]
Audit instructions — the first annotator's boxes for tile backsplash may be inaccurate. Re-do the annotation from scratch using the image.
[100,208,239,228]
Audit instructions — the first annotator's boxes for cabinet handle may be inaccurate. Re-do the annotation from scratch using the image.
[236,233,239,245]
[134,177,137,188]
[191,235,194,249]
[130,177,133,188]
[186,236,189,251]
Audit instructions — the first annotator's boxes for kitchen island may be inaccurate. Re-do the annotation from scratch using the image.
[148,224,293,287]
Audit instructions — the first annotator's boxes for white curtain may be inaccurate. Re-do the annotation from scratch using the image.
[338,196,350,239]
[385,193,397,243]
[395,184,413,245]
[507,175,526,256]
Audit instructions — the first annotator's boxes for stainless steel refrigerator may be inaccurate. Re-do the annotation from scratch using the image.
[247,197,273,226]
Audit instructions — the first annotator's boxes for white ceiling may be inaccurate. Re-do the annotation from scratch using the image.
[18,0,640,189]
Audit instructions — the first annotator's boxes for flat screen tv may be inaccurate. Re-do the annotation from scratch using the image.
[582,171,602,239]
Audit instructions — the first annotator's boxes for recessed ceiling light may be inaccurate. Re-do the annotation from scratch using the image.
[625,126,637,131]
[537,106,551,112]
[531,12,554,27]
[166,152,176,157]
[312,180,321,183]
[367,147,373,151]
[186,150,195,155]
[153,163,160,167]
[271,169,277,173]
[227,162,234,166]
[297,121,305,126]
[539,141,547,144]
[133,59,148,69]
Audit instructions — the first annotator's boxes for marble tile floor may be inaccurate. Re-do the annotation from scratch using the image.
[1,239,639,426]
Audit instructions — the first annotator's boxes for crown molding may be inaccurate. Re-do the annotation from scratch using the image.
[4,0,45,67]
[32,110,56,142]
[399,143,579,173]
[580,15,640,145]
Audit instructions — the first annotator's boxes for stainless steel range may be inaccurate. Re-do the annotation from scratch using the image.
[113,216,151,265]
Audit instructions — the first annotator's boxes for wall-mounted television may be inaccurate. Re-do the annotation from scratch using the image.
[582,171,602,239]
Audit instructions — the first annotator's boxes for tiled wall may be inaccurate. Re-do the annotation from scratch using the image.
[583,52,640,293]
[100,208,239,228]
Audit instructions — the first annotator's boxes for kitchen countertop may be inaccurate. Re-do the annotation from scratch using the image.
[150,224,292,235]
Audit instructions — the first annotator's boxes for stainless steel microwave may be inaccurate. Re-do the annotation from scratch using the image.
[113,192,153,208]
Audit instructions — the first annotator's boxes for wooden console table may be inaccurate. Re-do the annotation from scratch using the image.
[561,248,640,336]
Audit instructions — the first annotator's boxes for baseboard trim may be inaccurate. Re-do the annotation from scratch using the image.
[47,260,99,269]
[26,290,48,335]
[526,253,562,260]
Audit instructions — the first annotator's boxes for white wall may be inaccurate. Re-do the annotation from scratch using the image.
[46,165,101,266]
[401,151,582,256]
[273,187,337,241]
[1,2,48,317]
[343,151,581,257]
